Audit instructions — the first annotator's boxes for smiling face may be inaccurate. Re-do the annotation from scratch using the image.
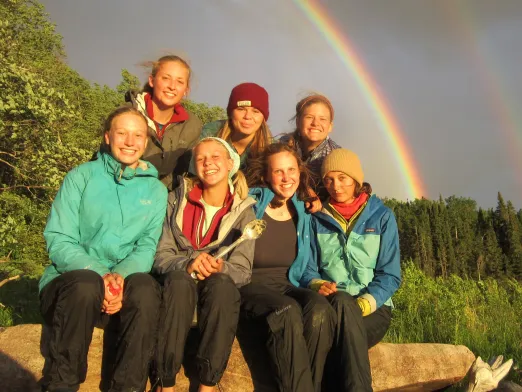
[194,140,233,189]
[231,106,265,138]
[148,60,190,110]
[104,113,148,169]
[298,102,333,151]
[265,152,300,203]
[323,171,356,204]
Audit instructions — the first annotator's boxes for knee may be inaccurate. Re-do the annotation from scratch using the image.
[123,273,160,310]
[306,300,336,332]
[63,270,104,304]
[329,291,358,311]
[200,273,239,301]
[266,298,304,335]
[162,270,196,294]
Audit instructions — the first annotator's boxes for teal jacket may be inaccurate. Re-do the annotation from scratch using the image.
[309,195,401,313]
[39,152,168,292]
[248,187,313,288]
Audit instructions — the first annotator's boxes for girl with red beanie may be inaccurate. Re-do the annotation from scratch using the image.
[200,82,272,170]
[126,55,203,190]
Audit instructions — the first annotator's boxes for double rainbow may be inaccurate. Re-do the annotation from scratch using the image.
[294,0,426,200]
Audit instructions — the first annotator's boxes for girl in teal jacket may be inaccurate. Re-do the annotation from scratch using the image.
[39,106,167,392]
[240,143,335,392]
[308,148,401,392]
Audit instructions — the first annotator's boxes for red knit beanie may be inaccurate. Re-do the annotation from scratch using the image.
[227,82,269,120]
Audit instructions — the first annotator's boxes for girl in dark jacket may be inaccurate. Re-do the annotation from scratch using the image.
[127,55,203,189]
[200,82,272,170]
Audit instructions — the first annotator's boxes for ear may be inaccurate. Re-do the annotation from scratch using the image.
[184,86,191,97]
[104,131,110,146]
[226,158,234,172]
[148,74,154,89]
[327,121,333,134]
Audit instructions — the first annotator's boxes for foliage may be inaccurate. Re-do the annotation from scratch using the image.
[386,261,522,383]
[182,99,226,124]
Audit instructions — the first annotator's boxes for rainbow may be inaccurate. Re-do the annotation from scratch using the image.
[294,0,427,200]
[445,2,522,198]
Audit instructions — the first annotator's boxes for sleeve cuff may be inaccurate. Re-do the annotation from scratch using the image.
[359,293,377,315]
[309,279,328,291]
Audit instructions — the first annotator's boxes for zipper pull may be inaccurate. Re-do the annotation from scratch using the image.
[118,169,123,182]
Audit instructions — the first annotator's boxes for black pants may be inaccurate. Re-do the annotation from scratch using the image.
[323,291,392,392]
[239,277,336,392]
[39,270,161,392]
[155,271,240,387]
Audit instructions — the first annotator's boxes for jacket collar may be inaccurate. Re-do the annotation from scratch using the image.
[248,187,306,220]
[174,177,257,248]
[97,151,159,182]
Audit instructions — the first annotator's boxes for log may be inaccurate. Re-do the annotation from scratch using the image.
[0,324,475,392]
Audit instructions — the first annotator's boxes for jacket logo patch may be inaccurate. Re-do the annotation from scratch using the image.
[140,199,152,205]
[365,228,376,233]
[237,100,251,107]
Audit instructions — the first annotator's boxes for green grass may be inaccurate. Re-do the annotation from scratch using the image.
[384,261,522,384]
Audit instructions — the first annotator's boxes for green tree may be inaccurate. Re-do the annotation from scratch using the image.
[116,69,142,96]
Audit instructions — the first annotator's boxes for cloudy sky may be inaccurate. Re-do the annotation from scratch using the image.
[40,0,522,209]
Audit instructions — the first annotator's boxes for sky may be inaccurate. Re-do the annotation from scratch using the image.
[39,0,522,209]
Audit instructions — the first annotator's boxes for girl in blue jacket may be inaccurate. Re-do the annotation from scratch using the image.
[39,106,168,392]
[241,143,336,392]
[308,148,401,392]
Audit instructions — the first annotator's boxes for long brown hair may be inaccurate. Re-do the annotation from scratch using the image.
[246,143,317,206]
[217,119,272,160]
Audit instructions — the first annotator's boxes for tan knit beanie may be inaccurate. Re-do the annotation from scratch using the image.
[321,148,364,185]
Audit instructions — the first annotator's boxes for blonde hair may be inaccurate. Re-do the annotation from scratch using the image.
[188,139,249,200]
[141,54,192,94]
[217,119,272,160]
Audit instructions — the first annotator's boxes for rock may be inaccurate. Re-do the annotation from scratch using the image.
[0,324,475,392]
[369,343,475,391]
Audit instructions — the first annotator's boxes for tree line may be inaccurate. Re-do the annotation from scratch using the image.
[384,195,522,280]
[1,0,521,283]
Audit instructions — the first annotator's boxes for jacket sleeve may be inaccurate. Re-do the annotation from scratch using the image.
[300,216,322,288]
[360,209,402,312]
[152,196,202,275]
[112,184,168,278]
[219,207,255,287]
[44,167,111,277]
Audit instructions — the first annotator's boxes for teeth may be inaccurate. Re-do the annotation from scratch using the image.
[281,184,294,188]
[121,149,136,154]
[205,170,218,175]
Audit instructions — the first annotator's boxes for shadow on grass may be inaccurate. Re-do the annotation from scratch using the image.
[0,275,42,326]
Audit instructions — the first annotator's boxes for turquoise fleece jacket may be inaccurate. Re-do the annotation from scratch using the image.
[39,152,168,292]
[248,187,313,288]
[309,195,401,313]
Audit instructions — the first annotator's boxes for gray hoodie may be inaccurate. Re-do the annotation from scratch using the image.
[153,177,256,287]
